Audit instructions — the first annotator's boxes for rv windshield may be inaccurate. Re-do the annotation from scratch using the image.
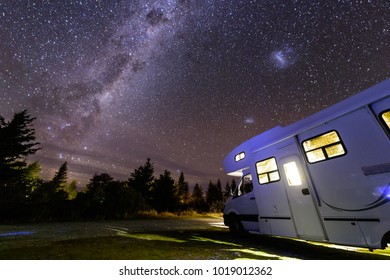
[233,174,253,197]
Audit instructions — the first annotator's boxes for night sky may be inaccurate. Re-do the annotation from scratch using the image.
[2,0,390,188]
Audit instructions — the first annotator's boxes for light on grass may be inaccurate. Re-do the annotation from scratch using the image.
[118,232,186,243]
[106,226,186,242]
[190,236,241,247]
[225,248,298,260]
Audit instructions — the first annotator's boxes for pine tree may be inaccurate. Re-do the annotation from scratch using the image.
[191,183,206,212]
[206,179,223,212]
[224,182,230,198]
[0,110,40,221]
[84,173,114,219]
[206,180,223,205]
[0,110,40,180]
[177,171,190,207]
[30,162,70,221]
[20,161,42,193]
[65,180,78,200]
[152,170,178,212]
[127,158,155,204]
[51,161,68,191]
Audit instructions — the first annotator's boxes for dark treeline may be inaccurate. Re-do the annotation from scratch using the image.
[0,110,236,222]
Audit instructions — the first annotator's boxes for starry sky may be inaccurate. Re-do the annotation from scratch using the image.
[2,0,390,188]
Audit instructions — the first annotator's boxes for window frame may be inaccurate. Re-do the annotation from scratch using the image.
[301,130,347,164]
[255,157,280,185]
[232,173,253,197]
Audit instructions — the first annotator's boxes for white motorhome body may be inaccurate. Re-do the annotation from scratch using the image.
[223,78,390,249]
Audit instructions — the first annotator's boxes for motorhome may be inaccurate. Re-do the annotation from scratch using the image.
[223,78,390,249]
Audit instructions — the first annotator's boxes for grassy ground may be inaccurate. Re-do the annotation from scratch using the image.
[1,218,390,260]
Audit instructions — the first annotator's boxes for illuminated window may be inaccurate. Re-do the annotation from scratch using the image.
[302,130,346,163]
[283,162,302,186]
[235,152,246,162]
[256,157,280,185]
[381,110,390,132]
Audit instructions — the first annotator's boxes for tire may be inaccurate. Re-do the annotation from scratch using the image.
[381,231,390,249]
[228,215,245,236]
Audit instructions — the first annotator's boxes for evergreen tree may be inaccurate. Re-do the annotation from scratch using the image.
[206,180,223,205]
[0,110,40,180]
[224,182,230,198]
[30,162,70,221]
[152,170,178,212]
[65,180,78,200]
[102,180,141,219]
[83,173,114,219]
[206,179,223,212]
[191,183,206,212]
[20,161,42,193]
[177,171,190,208]
[75,173,142,220]
[51,161,68,191]
[0,110,40,221]
[127,158,155,206]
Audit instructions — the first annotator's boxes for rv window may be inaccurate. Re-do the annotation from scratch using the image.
[302,131,346,163]
[238,174,253,196]
[235,152,246,162]
[256,157,280,185]
[381,110,390,131]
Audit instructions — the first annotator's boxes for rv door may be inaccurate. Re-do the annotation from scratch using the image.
[279,153,326,241]
[230,174,259,232]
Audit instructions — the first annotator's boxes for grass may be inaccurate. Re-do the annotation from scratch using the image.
[0,221,390,260]
[0,229,243,260]
[133,210,223,219]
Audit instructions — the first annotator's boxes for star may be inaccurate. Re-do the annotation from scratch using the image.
[1,1,390,188]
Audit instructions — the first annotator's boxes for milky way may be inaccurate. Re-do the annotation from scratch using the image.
[2,1,390,187]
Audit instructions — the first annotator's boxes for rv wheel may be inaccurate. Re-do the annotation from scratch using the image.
[381,231,390,249]
[228,215,245,236]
